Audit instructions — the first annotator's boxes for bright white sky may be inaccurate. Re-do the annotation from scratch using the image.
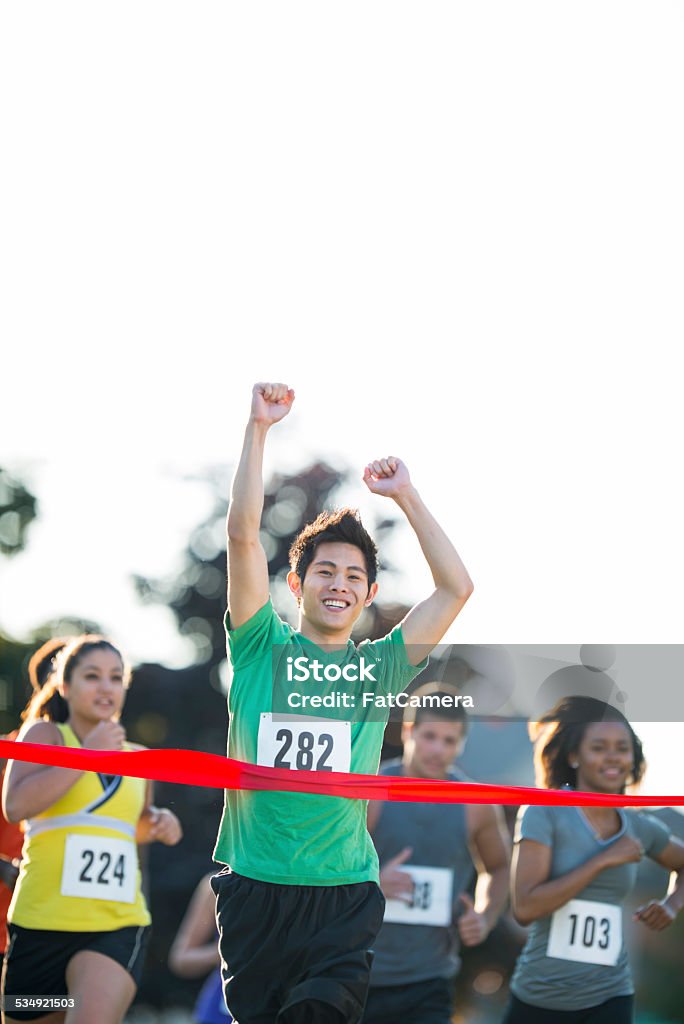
[1,4,682,794]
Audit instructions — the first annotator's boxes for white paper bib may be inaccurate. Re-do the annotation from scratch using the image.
[383,865,454,926]
[61,833,137,904]
[547,898,622,966]
[256,713,351,773]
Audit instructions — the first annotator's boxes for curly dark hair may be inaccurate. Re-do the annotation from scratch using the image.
[530,696,645,792]
[288,507,378,591]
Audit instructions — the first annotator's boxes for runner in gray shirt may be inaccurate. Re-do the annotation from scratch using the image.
[364,684,511,1024]
[502,696,684,1024]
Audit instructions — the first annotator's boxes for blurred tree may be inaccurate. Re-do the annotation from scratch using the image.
[0,468,38,557]
[0,468,40,729]
[0,634,32,733]
[0,618,105,733]
[0,468,108,722]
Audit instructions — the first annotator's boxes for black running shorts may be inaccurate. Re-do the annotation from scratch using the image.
[501,994,635,1024]
[362,976,455,1024]
[211,869,385,1024]
[2,923,150,1021]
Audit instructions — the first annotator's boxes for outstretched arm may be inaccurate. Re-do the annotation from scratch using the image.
[227,382,295,628]
[363,457,473,663]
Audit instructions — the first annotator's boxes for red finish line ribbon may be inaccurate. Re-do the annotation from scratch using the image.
[1,739,682,806]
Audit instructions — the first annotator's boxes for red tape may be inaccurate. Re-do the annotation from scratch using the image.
[1,738,681,806]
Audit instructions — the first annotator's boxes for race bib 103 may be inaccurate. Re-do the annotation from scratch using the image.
[547,898,622,966]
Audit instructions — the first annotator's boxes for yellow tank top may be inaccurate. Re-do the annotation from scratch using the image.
[8,723,151,931]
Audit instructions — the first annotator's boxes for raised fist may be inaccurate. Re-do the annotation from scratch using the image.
[363,457,412,499]
[251,382,295,426]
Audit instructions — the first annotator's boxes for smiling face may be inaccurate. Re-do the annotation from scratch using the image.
[571,721,635,794]
[287,541,378,641]
[61,646,127,725]
[402,719,466,780]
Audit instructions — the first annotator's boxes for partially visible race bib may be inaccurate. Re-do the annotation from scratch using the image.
[256,713,351,773]
[547,898,622,966]
[61,833,137,904]
[383,866,454,926]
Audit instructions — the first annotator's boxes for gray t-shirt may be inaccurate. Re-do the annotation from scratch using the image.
[369,761,475,987]
[511,804,670,1011]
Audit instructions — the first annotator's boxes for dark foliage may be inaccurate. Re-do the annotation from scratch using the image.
[0,468,38,558]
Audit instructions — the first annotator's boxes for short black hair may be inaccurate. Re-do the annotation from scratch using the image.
[403,682,469,733]
[288,507,378,589]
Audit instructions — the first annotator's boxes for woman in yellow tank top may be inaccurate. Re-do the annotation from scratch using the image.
[1,635,183,1024]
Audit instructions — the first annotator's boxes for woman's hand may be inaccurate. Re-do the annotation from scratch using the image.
[145,807,183,846]
[598,834,643,869]
[633,898,677,931]
[82,721,126,750]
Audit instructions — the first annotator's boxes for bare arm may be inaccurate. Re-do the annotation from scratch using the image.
[367,799,415,902]
[227,382,295,629]
[634,836,684,931]
[4,719,133,822]
[3,721,80,822]
[512,832,644,926]
[169,874,220,978]
[458,804,511,945]
[363,458,473,664]
[366,799,383,833]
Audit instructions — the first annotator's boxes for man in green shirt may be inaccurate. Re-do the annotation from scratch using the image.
[212,381,474,1024]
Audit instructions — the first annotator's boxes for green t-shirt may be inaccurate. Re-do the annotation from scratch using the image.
[213,598,428,885]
